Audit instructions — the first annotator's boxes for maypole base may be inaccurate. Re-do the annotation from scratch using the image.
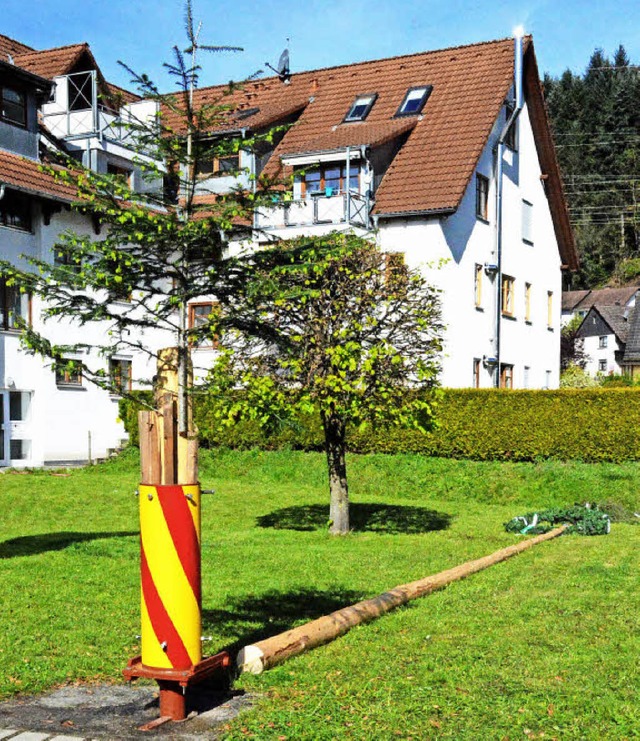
[123,651,231,723]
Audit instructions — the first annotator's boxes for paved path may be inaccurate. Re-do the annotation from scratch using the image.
[0,733,86,741]
[0,685,253,740]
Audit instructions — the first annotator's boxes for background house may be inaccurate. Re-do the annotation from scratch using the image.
[575,303,634,376]
[0,34,164,466]
[182,35,577,390]
[562,285,638,326]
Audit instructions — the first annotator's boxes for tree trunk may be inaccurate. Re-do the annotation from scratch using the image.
[322,412,349,535]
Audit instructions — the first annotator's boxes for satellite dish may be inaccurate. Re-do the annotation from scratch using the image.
[266,41,291,82]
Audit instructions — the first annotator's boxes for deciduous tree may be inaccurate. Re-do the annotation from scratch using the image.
[206,233,444,535]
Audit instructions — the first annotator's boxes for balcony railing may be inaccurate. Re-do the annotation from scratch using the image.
[256,191,371,230]
[41,71,154,148]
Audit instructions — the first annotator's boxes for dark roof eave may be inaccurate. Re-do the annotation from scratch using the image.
[376,206,456,219]
[0,180,74,204]
[0,59,53,95]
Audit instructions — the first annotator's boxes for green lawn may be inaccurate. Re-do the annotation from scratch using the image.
[0,449,638,739]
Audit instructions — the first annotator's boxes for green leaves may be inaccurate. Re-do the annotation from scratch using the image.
[207,232,444,438]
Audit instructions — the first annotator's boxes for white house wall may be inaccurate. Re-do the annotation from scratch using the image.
[2,205,170,466]
[378,100,562,389]
[581,333,621,376]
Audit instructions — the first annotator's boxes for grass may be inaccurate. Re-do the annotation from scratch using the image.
[0,448,638,739]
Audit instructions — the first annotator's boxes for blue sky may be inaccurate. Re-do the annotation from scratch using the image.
[3,0,639,90]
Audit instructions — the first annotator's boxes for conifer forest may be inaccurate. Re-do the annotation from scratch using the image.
[544,46,640,289]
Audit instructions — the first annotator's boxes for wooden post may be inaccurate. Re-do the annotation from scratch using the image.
[139,410,161,485]
[237,526,568,675]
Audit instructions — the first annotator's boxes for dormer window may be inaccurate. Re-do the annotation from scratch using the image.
[1,86,27,127]
[395,85,432,117]
[344,94,377,123]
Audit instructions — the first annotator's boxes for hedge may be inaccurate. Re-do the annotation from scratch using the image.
[119,388,640,463]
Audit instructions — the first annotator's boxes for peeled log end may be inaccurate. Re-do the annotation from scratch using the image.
[236,645,265,675]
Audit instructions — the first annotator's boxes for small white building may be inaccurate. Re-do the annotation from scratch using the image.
[575,302,640,377]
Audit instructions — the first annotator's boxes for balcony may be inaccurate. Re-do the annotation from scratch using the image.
[41,71,157,149]
[256,190,371,231]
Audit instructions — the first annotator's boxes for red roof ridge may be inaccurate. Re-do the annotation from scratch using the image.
[191,36,519,97]
[15,41,90,58]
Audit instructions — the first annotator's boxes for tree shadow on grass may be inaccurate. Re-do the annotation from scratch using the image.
[202,587,369,656]
[0,531,138,558]
[256,503,452,534]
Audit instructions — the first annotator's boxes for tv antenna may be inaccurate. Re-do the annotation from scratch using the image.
[266,40,291,82]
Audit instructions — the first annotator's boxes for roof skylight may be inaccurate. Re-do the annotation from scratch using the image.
[395,85,432,117]
[344,93,377,122]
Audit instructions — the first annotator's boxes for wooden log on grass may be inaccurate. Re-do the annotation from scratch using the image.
[237,526,567,675]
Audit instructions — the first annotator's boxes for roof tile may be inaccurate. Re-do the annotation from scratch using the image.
[0,149,77,202]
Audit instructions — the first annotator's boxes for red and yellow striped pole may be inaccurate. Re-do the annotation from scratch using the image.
[123,349,229,728]
[139,484,201,670]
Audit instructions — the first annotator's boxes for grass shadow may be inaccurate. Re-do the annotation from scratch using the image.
[202,587,368,655]
[0,531,138,558]
[256,503,452,534]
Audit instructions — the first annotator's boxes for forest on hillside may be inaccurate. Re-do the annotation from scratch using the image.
[543,46,640,289]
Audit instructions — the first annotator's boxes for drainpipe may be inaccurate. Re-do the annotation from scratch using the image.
[345,146,351,224]
[493,27,525,387]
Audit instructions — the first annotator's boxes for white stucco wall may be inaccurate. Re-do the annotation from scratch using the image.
[581,333,622,376]
[1,206,172,466]
[378,100,562,389]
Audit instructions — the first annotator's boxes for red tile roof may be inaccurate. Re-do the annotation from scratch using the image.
[2,33,138,107]
[14,43,92,79]
[105,82,141,105]
[279,118,417,155]
[162,37,576,268]
[0,33,33,60]
[563,286,639,313]
[0,150,77,202]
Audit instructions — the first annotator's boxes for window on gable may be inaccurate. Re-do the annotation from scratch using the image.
[522,199,534,244]
[599,335,608,348]
[476,174,489,221]
[1,85,27,127]
[524,282,532,322]
[505,103,517,150]
[0,280,31,331]
[547,291,554,329]
[395,85,432,117]
[195,152,240,178]
[188,301,219,348]
[501,275,515,317]
[296,162,361,197]
[67,71,94,112]
[344,93,377,123]
[0,190,31,232]
[474,263,483,308]
[500,363,514,389]
[473,358,481,388]
[107,163,133,186]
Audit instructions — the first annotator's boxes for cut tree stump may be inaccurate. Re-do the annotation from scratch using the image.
[237,526,567,674]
